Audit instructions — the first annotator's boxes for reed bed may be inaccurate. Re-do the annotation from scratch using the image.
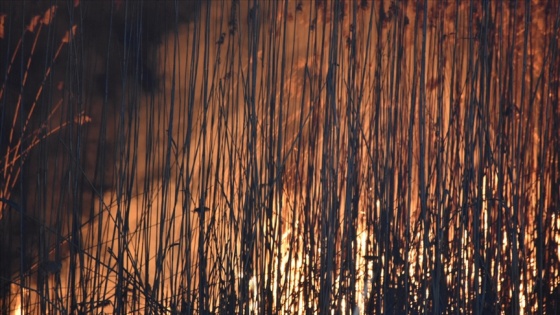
[1,0,559,314]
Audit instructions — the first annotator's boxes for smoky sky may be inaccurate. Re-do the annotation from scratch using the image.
[0,0,198,297]
[1,1,559,313]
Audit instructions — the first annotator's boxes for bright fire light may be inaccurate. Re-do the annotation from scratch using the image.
[1,0,559,314]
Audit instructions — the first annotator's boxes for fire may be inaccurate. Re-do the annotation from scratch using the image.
[1,0,559,314]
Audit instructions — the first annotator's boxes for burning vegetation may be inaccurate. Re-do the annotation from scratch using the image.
[1,0,559,314]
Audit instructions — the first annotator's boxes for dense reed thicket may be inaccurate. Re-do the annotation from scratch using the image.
[1,0,559,314]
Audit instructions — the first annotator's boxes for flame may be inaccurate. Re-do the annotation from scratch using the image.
[2,0,559,314]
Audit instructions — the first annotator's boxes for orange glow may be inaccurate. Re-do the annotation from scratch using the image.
[1,0,559,314]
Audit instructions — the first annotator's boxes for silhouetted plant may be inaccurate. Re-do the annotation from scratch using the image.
[1,0,559,314]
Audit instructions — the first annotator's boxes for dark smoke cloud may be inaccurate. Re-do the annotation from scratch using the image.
[0,0,198,301]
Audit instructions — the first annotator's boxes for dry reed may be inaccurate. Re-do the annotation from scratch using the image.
[1,0,559,314]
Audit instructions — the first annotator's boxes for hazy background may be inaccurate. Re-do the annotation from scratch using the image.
[1,1,559,314]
